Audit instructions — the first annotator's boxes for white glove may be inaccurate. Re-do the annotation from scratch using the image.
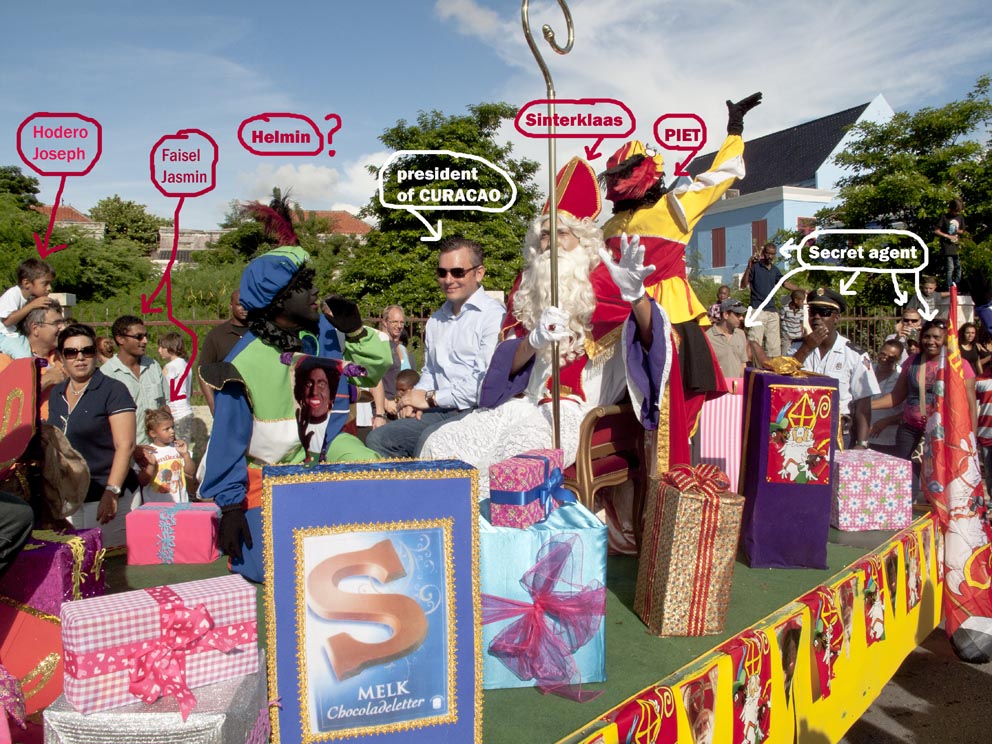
[598,233,655,303]
[528,306,572,350]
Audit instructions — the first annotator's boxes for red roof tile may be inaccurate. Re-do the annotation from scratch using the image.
[300,210,371,235]
[31,204,93,222]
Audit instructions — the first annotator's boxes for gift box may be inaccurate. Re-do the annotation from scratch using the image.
[43,650,268,744]
[480,500,607,691]
[0,598,63,718]
[0,529,104,617]
[489,448,574,528]
[635,465,744,636]
[739,367,839,569]
[831,449,912,531]
[125,503,221,565]
[60,575,258,717]
[699,377,744,492]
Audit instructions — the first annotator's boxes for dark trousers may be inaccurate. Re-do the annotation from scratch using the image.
[0,491,33,578]
[365,408,471,458]
[894,423,925,502]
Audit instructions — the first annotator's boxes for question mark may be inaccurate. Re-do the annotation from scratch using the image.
[324,114,342,157]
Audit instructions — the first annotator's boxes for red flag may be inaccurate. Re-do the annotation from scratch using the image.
[924,285,992,661]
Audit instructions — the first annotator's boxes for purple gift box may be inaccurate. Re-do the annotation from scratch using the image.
[739,368,839,569]
[0,528,105,615]
[489,449,574,529]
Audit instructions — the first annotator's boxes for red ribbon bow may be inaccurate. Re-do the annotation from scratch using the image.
[662,463,731,500]
[127,588,238,720]
[481,535,605,701]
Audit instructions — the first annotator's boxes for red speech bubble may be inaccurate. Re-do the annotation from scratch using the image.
[17,112,102,177]
[149,130,218,198]
[237,113,324,156]
[653,114,707,176]
[515,97,635,154]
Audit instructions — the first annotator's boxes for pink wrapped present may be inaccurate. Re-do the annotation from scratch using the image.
[125,503,220,565]
[489,449,574,529]
[0,528,105,616]
[60,575,258,718]
[699,378,744,492]
[831,449,912,531]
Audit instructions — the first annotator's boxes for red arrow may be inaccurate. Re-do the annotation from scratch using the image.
[164,272,198,403]
[673,157,694,177]
[141,197,185,314]
[584,137,605,161]
[34,176,69,257]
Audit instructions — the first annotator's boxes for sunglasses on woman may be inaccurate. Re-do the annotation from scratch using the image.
[62,345,98,360]
[435,265,480,279]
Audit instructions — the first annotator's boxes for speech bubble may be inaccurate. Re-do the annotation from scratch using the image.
[237,113,324,156]
[514,98,636,139]
[17,112,102,177]
[653,113,707,176]
[789,229,929,273]
[378,150,517,213]
[149,129,219,198]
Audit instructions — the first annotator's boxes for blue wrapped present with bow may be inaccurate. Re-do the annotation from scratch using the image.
[488,449,575,528]
[480,500,606,696]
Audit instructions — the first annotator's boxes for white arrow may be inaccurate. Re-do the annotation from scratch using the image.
[778,237,797,261]
[406,209,443,242]
[744,306,762,328]
[839,272,860,295]
[892,274,908,306]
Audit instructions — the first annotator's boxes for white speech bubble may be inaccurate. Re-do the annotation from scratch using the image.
[377,149,518,241]
[745,228,937,327]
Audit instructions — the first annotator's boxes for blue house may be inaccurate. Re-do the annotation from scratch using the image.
[685,94,894,288]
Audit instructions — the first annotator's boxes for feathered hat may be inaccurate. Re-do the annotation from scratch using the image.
[600,140,665,204]
[239,245,312,313]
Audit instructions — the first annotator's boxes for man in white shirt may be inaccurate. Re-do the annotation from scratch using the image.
[792,288,880,449]
[868,339,904,455]
[365,237,505,457]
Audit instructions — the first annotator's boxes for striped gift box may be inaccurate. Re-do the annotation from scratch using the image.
[60,575,258,716]
[698,378,744,492]
[634,466,744,636]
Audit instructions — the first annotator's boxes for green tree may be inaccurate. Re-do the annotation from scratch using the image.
[89,195,172,252]
[47,229,155,302]
[818,76,992,307]
[0,166,42,209]
[0,193,49,284]
[327,103,541,311]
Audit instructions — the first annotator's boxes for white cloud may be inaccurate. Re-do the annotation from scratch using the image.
[440,0,992,200]
[237,150,391,217]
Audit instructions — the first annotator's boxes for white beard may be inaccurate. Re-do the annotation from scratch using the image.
[514,247,598,363]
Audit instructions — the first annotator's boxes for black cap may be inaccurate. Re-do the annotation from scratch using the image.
[806,287,847,314]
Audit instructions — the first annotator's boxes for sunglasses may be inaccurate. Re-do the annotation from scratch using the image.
[121,333,149,341]
[925,320,948,330]
[435,265,480,279]
[62,345,97,360]
[809,306,838,318]
[901,317,921,323]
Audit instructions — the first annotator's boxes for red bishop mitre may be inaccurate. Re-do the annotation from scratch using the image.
[602,140,665,204]
[543,156,601,221]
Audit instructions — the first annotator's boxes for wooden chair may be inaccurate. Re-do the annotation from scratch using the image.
[562,402,649,544]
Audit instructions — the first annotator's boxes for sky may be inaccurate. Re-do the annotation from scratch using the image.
[2,0,990,231]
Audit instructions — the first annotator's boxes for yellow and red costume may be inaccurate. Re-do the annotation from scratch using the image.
[603,136,746,471]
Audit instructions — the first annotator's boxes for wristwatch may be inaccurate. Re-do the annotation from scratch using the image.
[105,484,122,496]
[426,390,438,408]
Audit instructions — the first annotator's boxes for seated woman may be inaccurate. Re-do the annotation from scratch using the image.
[46,323,138,546]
